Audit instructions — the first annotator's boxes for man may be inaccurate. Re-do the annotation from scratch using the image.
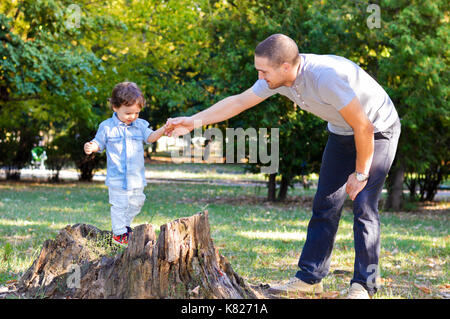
[165,34,400,299]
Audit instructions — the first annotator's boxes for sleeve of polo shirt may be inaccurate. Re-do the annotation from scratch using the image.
[92,122,107,152]
[140,119,154,145]
[317,69,356,111]
[251,79,278,99]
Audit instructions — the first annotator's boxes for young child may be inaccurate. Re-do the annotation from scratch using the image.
[84,82,165,247]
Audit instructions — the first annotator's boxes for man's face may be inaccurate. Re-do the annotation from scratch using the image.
[254,56,286,89]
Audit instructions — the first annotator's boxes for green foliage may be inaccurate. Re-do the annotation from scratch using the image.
[0,1,103,101]
[0,0,109,179]
[0,101,40,178]
[0,0,447,200]
[377,0,450,200]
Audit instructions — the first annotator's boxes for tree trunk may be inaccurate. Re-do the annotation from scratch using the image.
[5,168,21,180]
[267,173,277,202]
[277,175,290,202]
[78,161,95,181]
[18,211,264,299]
[404,175,418,201]
[419,166,443,201]
[302,175,310,190]
[385,163,404,210]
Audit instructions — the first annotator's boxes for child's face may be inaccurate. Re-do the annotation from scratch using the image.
[113,103,141,125]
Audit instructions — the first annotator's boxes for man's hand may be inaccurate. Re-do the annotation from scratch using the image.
[84,141,98,155]
[345,173,368,201]
[165,117,195,137]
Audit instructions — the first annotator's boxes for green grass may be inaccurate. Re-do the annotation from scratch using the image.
[0,178,448,299]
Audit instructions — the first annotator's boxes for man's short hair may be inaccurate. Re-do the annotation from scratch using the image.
[109,82,146,110]
[255,34,300,67]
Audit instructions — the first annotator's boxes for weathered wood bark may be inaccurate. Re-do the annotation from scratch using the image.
[18,211,264,299]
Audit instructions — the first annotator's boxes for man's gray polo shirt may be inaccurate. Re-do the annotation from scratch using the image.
[252,54,399,135]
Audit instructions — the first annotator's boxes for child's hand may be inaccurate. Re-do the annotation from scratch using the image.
[84,141,97,155]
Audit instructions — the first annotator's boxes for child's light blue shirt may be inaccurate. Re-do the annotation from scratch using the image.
[92,113,154,190]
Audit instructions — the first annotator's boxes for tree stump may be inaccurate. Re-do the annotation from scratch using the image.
[18,211,264,299]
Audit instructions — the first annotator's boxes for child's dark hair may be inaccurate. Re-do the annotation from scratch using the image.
[109,82,146,110]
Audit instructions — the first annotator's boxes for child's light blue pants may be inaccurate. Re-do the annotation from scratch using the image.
[108,187,146,235]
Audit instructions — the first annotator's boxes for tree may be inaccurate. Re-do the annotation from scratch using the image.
[187,0,328,201]
[378,0,449,207]
[2,0,447,204]
[0,100,40,178]
[0,1,107,179]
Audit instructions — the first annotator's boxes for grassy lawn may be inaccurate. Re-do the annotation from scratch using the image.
[0,176,448,299]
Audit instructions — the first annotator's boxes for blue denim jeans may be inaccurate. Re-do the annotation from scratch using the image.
[295,119,401,295]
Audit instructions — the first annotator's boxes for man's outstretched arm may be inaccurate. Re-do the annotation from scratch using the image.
[165,88,265,137]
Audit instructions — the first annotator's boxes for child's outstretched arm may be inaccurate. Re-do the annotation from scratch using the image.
[147,125,166,144]
[84,141,100,155]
